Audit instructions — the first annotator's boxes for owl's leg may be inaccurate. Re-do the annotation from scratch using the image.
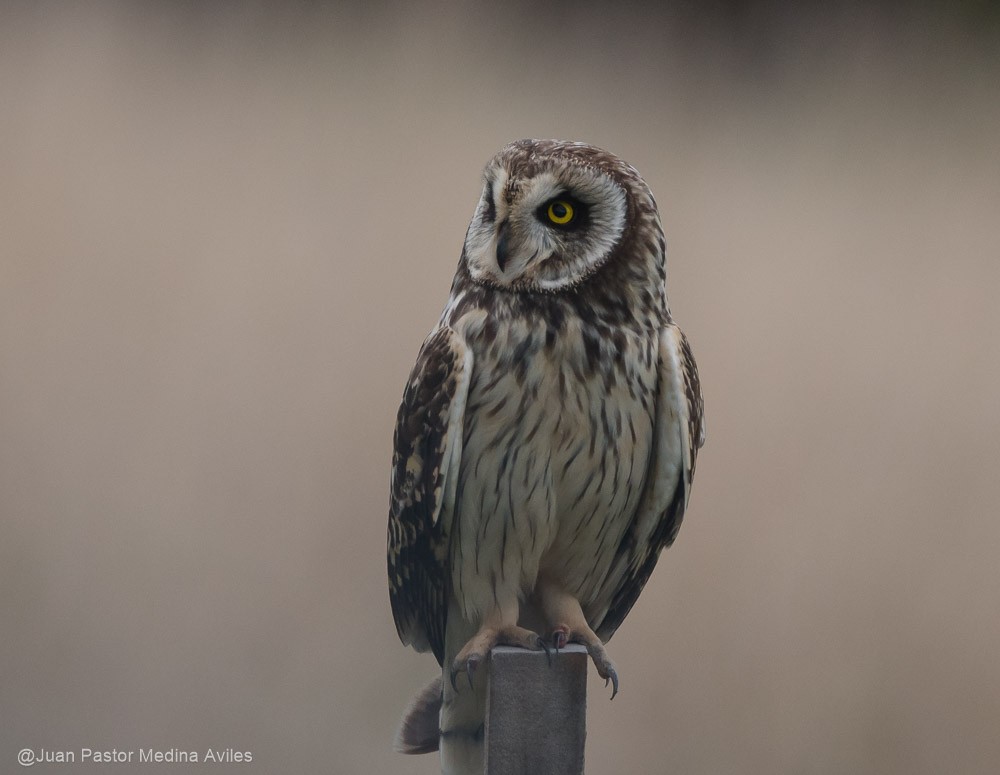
[450,604,548,691]
[538,580,619,699]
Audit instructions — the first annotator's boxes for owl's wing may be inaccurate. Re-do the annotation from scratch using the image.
[387,326,472,665]
[596,324,705,641]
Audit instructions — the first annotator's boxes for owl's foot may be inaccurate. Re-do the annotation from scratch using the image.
[551,624,619,699]
[449,624,548,692]
[538,580,619,699]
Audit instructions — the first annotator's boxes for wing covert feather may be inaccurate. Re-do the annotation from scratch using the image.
[387,327,471,664]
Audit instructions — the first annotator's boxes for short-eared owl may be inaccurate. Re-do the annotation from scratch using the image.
[387,139,705,774]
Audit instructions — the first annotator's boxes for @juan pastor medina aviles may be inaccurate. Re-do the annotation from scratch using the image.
[19,748,252,764]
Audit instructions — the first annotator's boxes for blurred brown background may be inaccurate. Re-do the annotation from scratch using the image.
[2,2,999,773]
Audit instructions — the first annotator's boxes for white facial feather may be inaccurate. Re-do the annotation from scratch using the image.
[463,161,627,291]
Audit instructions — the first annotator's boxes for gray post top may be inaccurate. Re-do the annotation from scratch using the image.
[484,645,588,775]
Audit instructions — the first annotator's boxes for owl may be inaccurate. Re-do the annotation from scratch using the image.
[387,139,705,774]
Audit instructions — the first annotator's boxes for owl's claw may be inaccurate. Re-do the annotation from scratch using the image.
[548,623,619,698]
[466,654,480,688]
[588,643,619,700]
[448,654,480,692]
[603,666,620,700]
[450,623,546,693]
[552,625,570,652]
[538,636,553,666]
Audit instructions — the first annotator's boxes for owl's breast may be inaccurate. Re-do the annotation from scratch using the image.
[532,322,658,610]
[450,309,658,619]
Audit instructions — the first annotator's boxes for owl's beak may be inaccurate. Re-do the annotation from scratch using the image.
[495,221,510,272]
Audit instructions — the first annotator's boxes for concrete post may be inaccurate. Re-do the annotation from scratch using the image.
[484,645,587,775]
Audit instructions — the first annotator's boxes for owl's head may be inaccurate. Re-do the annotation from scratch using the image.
[462,139,662,294]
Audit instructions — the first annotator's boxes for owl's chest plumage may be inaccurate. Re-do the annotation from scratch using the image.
[447,303,659,624]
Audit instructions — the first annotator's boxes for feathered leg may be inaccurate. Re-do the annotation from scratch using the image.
[450,608,547,690]
[439,603,485,775]
[439,597,547,774]
[538,578,620,698]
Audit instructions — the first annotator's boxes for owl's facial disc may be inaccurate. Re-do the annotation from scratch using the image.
[464,161,627,292]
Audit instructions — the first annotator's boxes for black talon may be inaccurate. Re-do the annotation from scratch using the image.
[537,637,553,666]
[466,655,480,690]
[608,669,620,700]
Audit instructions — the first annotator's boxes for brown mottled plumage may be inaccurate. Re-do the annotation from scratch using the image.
[387,140,705,774]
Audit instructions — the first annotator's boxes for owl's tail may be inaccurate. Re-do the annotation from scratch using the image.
[438,665,487,774]
[393,670,486,774]
[440,604,488,775]
[393,675,442,755]
[394,608,486,775]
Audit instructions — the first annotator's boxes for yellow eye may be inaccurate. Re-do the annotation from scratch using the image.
[547,200,575,225]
